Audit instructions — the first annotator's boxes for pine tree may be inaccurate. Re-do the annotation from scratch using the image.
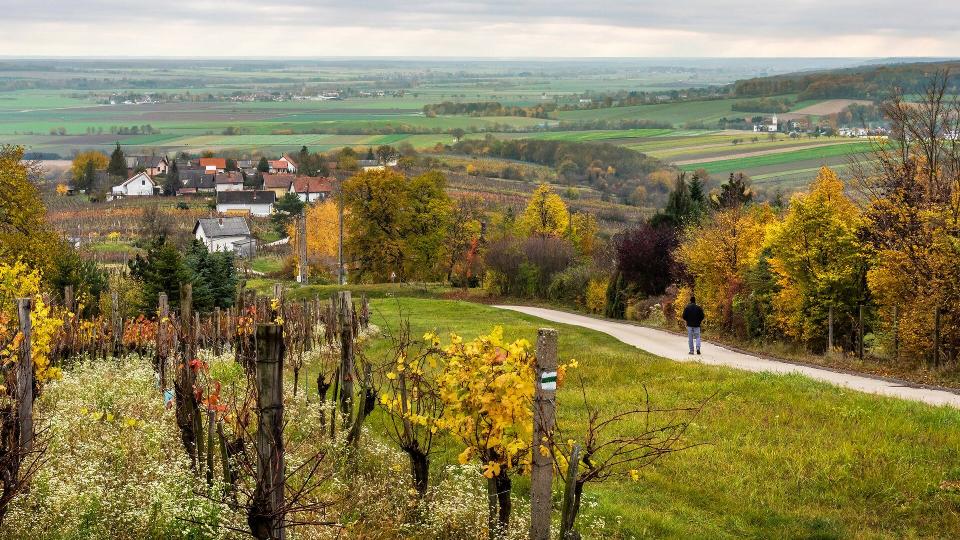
[257,156,270,172]
[663,172,693,224]
[81,159,97,192]
[713,173,753,209]
[107,143,127,178]
[163,161,180,196]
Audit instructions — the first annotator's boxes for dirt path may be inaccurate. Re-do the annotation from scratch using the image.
[496,305,960,408]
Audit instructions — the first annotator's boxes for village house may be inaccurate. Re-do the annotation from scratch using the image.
[199,157,227,174]
[262,173,296,197]
[111,172,158,198]
[268,154,298,174]
[358,159,384,171]
[290,176,333,203]
[753,114,779,133]
[215,172,244,192]
[179,169,216,194]
[193,217,255,258]
[126,155,169,176]
[215,190,276,217]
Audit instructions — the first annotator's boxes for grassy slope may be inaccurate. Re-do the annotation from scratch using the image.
[364,297,960,539]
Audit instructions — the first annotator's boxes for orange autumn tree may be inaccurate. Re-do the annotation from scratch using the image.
[288,199,342,279]
[859,72,960,364]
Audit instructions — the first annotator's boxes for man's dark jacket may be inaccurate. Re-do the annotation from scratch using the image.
[682,303,705,328]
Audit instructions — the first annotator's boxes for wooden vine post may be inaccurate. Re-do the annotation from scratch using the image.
[175,283,201,468]
[337,291,355,424]
[252,324,286,540]
[111,289,121,355]
[157,292,169,387]
[530,328,558,540]
[16,298,34,461]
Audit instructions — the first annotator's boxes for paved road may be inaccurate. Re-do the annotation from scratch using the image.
[496,305,960,408]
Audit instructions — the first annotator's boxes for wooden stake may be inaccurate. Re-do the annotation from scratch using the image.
[530,328,558,540]
[253,324,286,540]
[16,298,34,458]
[63,285,74,313]
[337,291,354,424]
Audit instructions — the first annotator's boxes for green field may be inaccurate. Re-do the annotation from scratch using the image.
[361,297,960,538]
[555,99,743,126]
[679,141,878,174]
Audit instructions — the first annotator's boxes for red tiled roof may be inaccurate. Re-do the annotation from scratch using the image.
[262,173,295,189]
[292,177,333,193]
[199,158,227,169]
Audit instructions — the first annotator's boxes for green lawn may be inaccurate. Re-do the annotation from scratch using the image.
[361,297,960,539]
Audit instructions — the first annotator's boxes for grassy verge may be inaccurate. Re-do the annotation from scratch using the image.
[362,297,960,539]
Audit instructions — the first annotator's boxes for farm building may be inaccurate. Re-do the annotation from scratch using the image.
[216,190,276,216]
[262,173,295,197]
[215,172,244,192]
[111,172,158,198]
[290,177,333,202]
[193,217,255,258]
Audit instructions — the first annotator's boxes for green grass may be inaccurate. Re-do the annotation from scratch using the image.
[680,141,879,175]
[361,297,960,539]
[86,240,138,254]
[249,256,284,275]
[555,99,740,127]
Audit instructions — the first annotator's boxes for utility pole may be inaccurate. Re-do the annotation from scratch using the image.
[298,210,308,285]
[337,179,345,286]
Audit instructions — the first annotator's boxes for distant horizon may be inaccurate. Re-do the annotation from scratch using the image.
[4,1,959,58]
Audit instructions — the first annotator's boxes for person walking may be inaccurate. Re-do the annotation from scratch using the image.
[682,296,705,355]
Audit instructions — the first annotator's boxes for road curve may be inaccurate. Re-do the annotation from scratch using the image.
[496,305,960,408]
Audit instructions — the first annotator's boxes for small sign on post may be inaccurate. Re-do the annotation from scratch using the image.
[530,327,558,540]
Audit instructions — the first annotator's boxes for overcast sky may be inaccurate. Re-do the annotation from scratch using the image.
[2,0,958,57]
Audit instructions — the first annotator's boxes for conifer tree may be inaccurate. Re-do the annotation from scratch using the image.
[107,142,128,178]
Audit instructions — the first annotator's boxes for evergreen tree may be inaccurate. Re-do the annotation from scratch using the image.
[80,159,97,192]
[713,172,754,209]
[184,241,215,312]
[272,193,305,236]
[257,156,270,172]
[689,173,705,205]
[107,142,127,178]
[366,147,376,161]
[127,236,191,313]
[662,172,693,225]
[163,161,180,196]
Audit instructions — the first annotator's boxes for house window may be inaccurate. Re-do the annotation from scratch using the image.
[142,180,146,185]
